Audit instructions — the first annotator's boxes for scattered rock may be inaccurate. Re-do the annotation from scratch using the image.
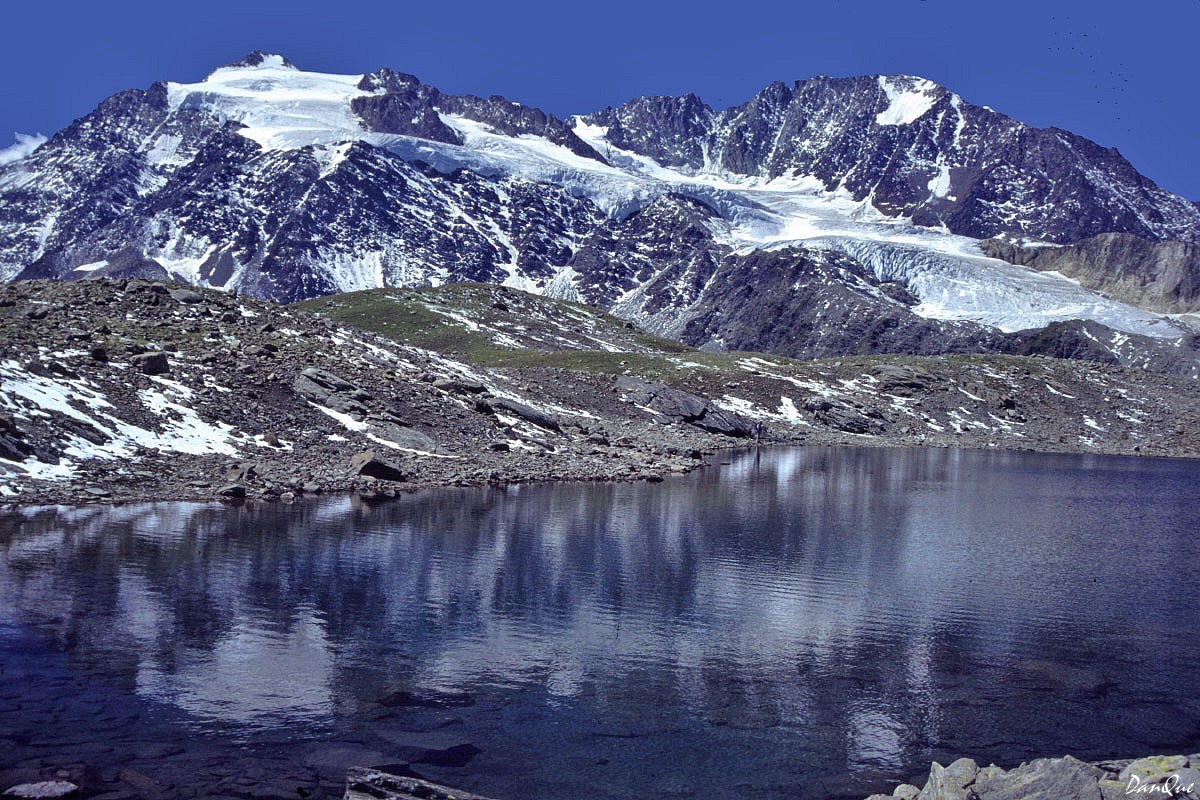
[225,462,258,483]
[217,485,246,498]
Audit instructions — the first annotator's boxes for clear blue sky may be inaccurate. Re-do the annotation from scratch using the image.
[2,0,1197,199]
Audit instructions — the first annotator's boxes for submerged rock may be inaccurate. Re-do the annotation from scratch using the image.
[1,781,79,799]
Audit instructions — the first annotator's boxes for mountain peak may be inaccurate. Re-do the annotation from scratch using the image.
[213,51,296,74]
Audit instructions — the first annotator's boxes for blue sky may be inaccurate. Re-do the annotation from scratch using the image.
[2,0,1197,199]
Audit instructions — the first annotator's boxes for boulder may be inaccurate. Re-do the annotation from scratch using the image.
[293,368,370,416]
[217,485,246,498]
[973,756,1105,800]
[1117,755,1189,786]
[615,376,752,437]
[131,351,169,375]
[915,760,976,800]
[804,397,882,434]
[345,767,496,800]
[477,397,560,431]
[871,364,935,396]
[293,367,357,400]
[614,375,662,405]
[168,287,205,304]
[367,420,437,452]
[350,450,407,482]
[57,415,109,446]
[693,406,754,437]
[433,378,487,394]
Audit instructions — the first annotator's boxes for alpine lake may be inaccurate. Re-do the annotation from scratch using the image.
[2,446,1199,799]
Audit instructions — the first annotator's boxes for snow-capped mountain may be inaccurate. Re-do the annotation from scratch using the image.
[2,51,1199,366]
[584,75,1200,244]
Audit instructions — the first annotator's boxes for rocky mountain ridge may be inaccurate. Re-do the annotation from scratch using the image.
[584,74,1200,244]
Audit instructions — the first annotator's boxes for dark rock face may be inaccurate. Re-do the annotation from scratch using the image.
[665,246,1011,359]
[588,93,713,169]
[803,397,883,435]
[353,68,605,163]
[568,194,722,309]
[982,233,1200,313]
[352,70,463,145]
[0,416,35,462]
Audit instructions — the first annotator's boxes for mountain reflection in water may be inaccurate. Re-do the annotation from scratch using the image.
[2,446,1199,800]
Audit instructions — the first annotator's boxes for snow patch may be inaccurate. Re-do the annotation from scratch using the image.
[72,260,109,273]
[875,76,938,126]
[928,165,952,199]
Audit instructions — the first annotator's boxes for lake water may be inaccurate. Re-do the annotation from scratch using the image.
[2,446,1199,799]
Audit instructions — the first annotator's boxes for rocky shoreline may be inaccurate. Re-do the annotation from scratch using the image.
[2,279,1200,507]
[863,754,1200,800]
[340,756,1200,800]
